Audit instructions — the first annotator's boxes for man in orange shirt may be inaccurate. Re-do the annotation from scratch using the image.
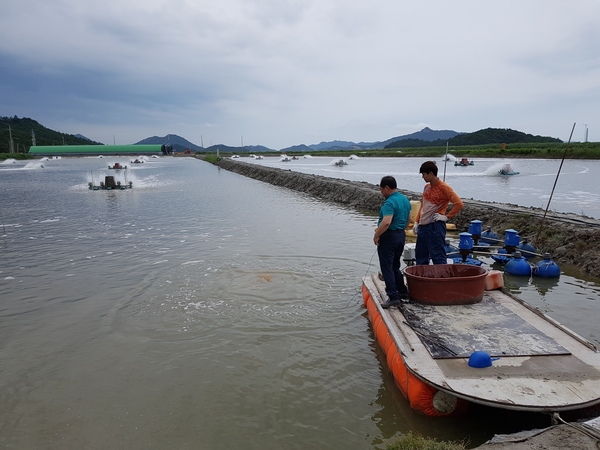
[413,161,464,265]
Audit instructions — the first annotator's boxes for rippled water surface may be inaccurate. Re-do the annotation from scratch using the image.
[0,156,598,449]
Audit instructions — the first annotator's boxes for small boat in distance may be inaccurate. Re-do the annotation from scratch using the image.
[108,162,127,170]
[499,163,519,176]
[454,158,474,166]
[334,159,348,166]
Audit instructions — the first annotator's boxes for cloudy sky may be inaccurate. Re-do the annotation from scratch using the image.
[1,1,599,149]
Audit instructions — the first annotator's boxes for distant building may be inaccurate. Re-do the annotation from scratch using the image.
[29,144,162,156]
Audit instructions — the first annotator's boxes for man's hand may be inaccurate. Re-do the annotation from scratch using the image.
[433,213,448,222]
[412,222,419,235]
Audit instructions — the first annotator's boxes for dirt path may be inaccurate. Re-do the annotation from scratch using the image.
[213,158,600,279]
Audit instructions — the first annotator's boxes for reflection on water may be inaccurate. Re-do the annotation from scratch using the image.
[0,157,598,449]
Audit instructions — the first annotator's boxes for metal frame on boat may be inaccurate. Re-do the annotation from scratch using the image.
[88,174,132,190]
[362,273,600,417]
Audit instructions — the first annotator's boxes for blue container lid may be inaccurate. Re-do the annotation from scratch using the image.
[504,229,520,247]
[468,351,499,368]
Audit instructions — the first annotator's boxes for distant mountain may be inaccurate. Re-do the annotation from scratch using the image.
[293,127,461,151]
[1,116,565,156]
[205,144,274,153]
[308,140,362,151]
[281,144,313,153]
[380,127,460,147]
[135,134,204,153]
[136,135,275,153]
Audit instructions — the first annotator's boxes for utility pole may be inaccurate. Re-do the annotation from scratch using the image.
[31,129,36,147]
[583,124,589,142]
[8,125,14,153]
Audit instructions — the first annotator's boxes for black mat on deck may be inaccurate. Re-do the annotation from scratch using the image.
[398,294,570,359]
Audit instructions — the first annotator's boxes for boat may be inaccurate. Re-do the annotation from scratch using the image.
[89,175,132,190]
[131,159,144,164]
[454,158,474,166]
[499,163,519,176]
[334,159,348,166]
[361,268,600,417]
[108,163,127,170]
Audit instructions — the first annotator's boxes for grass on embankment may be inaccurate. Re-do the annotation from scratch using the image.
[385,432,467,450]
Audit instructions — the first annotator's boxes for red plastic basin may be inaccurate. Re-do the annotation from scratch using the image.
[404,264,488,305]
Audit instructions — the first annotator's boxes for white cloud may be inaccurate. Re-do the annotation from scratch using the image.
[1,0,600,148]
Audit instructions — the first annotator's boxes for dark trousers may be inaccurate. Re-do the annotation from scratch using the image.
[415,221,447,265]
[377,230,408,301]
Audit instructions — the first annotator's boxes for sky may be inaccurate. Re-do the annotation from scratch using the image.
[1,1,599,150]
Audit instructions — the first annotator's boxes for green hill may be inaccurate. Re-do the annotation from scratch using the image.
[448,128,562,145]
[0,116,103,153]
[385,127,562,148]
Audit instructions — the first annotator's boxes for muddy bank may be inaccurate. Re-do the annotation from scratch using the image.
[212,158,600,279]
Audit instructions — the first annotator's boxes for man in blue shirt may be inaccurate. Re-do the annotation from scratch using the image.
[373,176,412,308]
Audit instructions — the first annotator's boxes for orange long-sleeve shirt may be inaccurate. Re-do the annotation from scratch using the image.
[416,180,463,225]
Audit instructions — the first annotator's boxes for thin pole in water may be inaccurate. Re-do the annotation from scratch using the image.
[443,141,449,181]
[534,122,576,245]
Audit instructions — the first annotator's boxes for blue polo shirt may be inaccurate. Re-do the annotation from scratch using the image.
[378,191,411,230]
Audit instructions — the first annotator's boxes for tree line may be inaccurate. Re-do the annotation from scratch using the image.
[0,116,102,153]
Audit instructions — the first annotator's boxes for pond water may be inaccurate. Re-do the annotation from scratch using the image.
[0,156,598,449]
[243,154,600,219]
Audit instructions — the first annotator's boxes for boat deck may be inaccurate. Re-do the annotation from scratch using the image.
[363,273,600,412]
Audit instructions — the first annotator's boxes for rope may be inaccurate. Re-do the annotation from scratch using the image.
[552,412,600,448]
[346,248,378,307]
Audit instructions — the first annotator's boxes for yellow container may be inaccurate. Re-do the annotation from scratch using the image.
[409,200,421,225]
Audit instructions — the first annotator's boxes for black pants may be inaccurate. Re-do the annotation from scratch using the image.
[377,230,408,301]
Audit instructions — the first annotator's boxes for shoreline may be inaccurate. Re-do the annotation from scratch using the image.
[211,157,600,279]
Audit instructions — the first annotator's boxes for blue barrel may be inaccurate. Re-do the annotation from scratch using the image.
[504,229,520,247]
[480,227,499,245]
[459,232,474,251]
[468,220,483,236]
[533,253,561,278]
[505,251,532,276]
[518,239,537,260]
